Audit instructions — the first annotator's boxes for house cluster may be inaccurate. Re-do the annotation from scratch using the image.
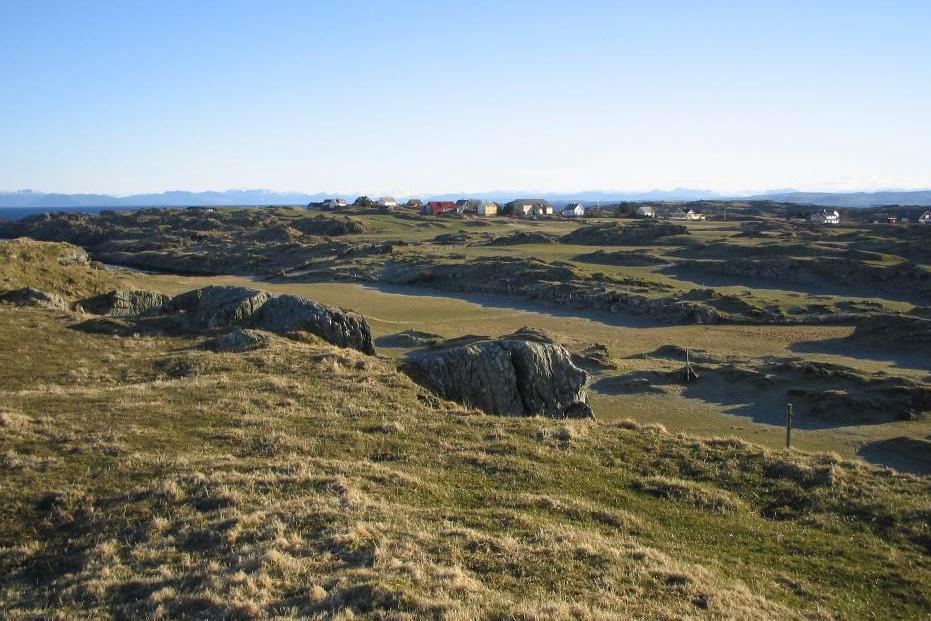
[310,196,589,218]
[633,205,705,220]
[920,210,931,224]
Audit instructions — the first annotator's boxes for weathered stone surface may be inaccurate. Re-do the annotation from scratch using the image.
[162,285,374,354]
[80,289,169,317]
[406,335,591,418]
[165,286,273,330]
[0,287,68,310]
[210,328,271,352]
[254,294,375,354]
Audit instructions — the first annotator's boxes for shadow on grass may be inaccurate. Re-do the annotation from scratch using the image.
[857,436,931,476]
[790,338,931,373]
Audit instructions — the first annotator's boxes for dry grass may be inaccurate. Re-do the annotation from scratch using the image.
[0,242,929,619]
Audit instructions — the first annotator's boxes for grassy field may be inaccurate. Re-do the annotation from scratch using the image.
[1,237,929,619]
[134,271,931,474]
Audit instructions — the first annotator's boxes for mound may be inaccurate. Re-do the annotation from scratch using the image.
[485,231,558,246]
[0,238,123,299]
[562,221,688,245]
[291,215,366,236]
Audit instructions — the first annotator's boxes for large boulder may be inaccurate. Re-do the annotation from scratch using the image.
[254,294,375,354]
[0,287,68,310]
[80,289,169,317]
[405,335,592,418]
[164,286,273,330]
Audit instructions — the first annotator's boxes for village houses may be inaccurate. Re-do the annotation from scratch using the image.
[919,210,931,224]
[636,205,655,218]
[507,199,553,217]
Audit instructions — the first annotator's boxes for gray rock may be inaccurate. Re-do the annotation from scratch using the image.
[255,294,375,354]
[210,328,271,352]
[165,285,272,329]
[406,336,591,418]
[80,289,169,317]
[163,285,375,354]
[0,287,68,310]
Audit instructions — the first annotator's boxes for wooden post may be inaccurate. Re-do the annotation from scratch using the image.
[785,403,793,449]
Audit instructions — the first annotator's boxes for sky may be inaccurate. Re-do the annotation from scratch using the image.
[1,0,930,196]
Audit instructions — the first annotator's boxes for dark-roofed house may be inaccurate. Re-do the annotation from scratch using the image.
[314,198,346,211]
[507,199,553,217]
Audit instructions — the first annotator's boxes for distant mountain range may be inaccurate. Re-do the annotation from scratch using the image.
[2,188,931,208]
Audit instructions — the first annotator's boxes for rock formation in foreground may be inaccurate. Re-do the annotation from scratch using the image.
[82,285,376,355]
[405,332,592,418]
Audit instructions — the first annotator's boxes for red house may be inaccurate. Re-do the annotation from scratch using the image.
[422,201,456,215]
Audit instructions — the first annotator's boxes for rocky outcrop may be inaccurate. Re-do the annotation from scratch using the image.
[80,289,169,317]
[157,285,374,354]
[405,334,592,418]
[0,287,68,310]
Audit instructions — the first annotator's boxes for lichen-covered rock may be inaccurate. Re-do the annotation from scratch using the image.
[210,328,271,352]
[0,287,68,310]
[165,286,273,330]
[254,294,375,354]
[406,335,591,418]
[80,289,169,317]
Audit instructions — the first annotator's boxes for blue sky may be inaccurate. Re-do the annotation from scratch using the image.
[1,1,930,195]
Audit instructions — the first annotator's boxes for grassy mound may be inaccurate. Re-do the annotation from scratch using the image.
[0,238,127,300]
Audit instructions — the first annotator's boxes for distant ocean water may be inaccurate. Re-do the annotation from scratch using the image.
[0,206,154,221]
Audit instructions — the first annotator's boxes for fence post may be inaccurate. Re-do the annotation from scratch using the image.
[785,403,793,449]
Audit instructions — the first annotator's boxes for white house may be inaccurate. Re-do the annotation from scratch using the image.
[636,205,655,218]
[377,196,399,208]
[318,198,346,211]
[669,208,704,221]
[562,202,585,218]
[919,211,931,224]
[809,209,840,225]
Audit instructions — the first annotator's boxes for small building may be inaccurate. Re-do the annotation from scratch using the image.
[886,216,898,225]
[507,199,552,217]
[477,201,498,216]
[808,209,840,225]
[635,205,655,218]
[316,198,346,211]
[562,202,585,218]
[919,211,931,224]
[670,208,705,221]
[377,196,399,208]
[406,198,423,209]
[422,201,456,215]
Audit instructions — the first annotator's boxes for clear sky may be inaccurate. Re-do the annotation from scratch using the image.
[2,0,930,196]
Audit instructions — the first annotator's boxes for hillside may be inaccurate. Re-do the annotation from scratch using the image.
[0,239,929,619]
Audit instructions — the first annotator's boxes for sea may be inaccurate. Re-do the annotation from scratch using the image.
[0,206,154,221]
